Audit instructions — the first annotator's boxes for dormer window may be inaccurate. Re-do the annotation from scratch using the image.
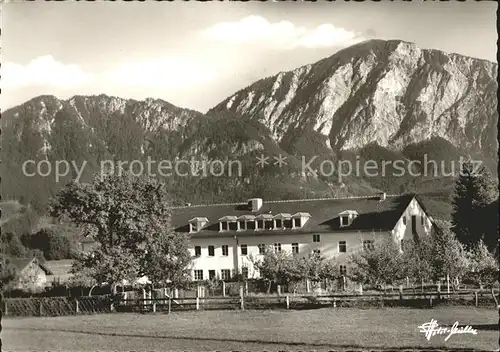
[273,213,291,230]
[338,210,358,228]
[255,214,273,230]
[291,212,312,229]
[237,215,256,231]
[340,216,349,227]
[189,217,209,233]
[218,216,238,232]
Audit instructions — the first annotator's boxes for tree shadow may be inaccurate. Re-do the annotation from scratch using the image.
[5,326,489,351]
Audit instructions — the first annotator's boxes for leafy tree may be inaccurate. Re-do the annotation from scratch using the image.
[50,173,192,294]
[250,247,301,293]
[430,220,469,286]
[70,246,140,289]
[0,257,20,292]
[0,232,28,257]
[451,161,498,249]
[465,240,499,289]
[22,228,73,260]
[402,237,433,287]
[348,237,405,289]
[142,230,192,290]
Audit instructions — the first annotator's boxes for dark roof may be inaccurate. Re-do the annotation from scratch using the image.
[4,257,54,275]
[172,194,416,238]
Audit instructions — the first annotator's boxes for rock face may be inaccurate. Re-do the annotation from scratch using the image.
[2,94,204,156]
[210,39,498,158]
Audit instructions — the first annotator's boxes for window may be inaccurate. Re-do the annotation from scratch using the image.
[292,243,299,254]
[247,221,256,230]
[258,244,266,255]
[274,243,282,253]
[265,220,273,230]
[402,216,407,225]
[313,234,320,242]
[340,215,349,226]
[194,270,203,281]
[339,265,347,276]
[194,246,201,257]
[209,270,216,280]
[363,240,374,251]
[222,245,229,256]
[412,215,417,234]
[421,215,424,225]
[190,223,198,233]
[221,269,231,280]
[338,241,347,253]
[241,244,248,256]
[293,218,301,228]
[257,220,264,230]
[275,219,283,228]
[239,220,246,230]
[229,222,238,231]
[313,249,320,255]
[241,267,248,279]
[208,245,215,256]
[221,222,228,231]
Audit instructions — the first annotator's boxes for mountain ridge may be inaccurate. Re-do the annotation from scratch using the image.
[209,39,497,159]
[1,39,498,233]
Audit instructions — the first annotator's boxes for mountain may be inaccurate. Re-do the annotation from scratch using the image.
[210,39,498,161]
[1,40,498,234]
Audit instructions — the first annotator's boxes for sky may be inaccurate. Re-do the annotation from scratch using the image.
[1,1,497,112]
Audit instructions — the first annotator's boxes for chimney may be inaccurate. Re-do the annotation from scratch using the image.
[248,198,263,212]
[379,192,386,201]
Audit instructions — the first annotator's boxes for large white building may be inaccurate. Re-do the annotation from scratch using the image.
[171,193,434,282]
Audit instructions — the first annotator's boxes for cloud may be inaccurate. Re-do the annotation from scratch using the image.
[2,56,216,91]
[202,15,364,49]
[2,55,92,89]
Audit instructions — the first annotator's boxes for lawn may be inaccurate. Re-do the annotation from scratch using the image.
[2,307,498,351]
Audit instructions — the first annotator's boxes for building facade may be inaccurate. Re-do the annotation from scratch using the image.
[171,193,433,281]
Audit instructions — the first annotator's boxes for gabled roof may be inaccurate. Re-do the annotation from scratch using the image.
[338,210,359,215]
[292,212,312,218]
[238,215,256,220]
[273,213,292,219]
[255,214,274,220]
[218,215,238,221]
[189,217,209,223]
[172,194,416,238]
[5,257,54,275]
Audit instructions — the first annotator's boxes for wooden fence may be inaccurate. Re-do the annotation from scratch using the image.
[2,290,497,317]
[118,289,498,313]
[2,295,112,317]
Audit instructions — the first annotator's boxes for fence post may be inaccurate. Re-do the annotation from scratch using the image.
[240,285,244,310]
[222,281,226,297]
[153,301,156,313]
[245,280,248,296]
[475,291,478,307]
[446,274,450,299]
[359,283,363,295]
[286,295,290,309]
[196,296,200,310]
[333,297,336,308]
[39,300,43,316]
[306,279,311,293]
[429,296,433,308]
[399,285,403,300]
[277,285,281,297]
[168,297,172,314]
[76,299,79,314]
